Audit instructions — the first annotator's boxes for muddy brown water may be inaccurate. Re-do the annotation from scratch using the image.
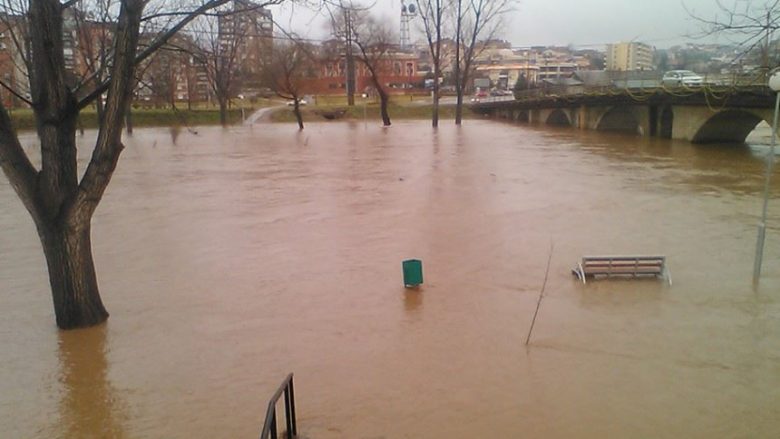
[1,120,779,438]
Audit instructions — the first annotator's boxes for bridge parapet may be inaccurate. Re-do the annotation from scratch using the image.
[471,86,777,143]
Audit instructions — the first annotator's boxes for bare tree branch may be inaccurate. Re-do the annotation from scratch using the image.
[686,0,780,68]
[0,100,39,218]
[60,0,80,10]
[76,0,284,110]
[0,77,33,106]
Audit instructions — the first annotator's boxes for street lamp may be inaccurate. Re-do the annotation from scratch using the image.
[753,69,780,284]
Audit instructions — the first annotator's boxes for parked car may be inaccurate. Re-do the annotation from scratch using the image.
[470,90,488,102]
[662,70,704,88]
[286,98,307,106]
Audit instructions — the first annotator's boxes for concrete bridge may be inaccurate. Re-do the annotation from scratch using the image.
[470,86,777,143]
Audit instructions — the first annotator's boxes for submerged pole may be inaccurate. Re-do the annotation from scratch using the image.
[526,242,554,345]
[753,76,780,284]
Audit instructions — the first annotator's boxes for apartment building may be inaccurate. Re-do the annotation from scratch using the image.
[218,0,273,86]
[136,33,211,106]
[606,42,654,71]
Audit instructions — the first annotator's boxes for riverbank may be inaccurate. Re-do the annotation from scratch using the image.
[7,106,259,131]
[269,101,477,123]
[6,101,476,130]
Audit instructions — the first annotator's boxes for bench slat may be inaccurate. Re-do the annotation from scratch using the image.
[574,255,670,285]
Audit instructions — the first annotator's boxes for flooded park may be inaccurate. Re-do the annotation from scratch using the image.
[1,119,779,438]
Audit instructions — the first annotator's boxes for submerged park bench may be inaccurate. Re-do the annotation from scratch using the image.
[572,255,672,285]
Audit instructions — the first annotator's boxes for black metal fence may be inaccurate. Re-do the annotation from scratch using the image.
[259,373,297,439]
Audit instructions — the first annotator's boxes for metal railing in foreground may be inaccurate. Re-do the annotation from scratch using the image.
[259,373,297,439]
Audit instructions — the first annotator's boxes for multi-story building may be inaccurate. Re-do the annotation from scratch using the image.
[218,0,273,87]
[136,33,211,106]
[606,42,654,71]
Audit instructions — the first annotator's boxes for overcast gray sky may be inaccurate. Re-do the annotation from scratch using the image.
[268,0,732,49]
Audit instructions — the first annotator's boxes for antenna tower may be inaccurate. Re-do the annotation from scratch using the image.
[400,1,416,49]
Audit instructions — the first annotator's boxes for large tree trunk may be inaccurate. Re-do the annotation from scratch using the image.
[0,0,235,330]
[455,91,464,125]
[366,71,391,127]
[125,106,133,134]
[454,0,462,126]
[293,101,304,130]
[378,89,391,127]
[432,77,440,128]
[379,93,391,127]
[218,97,228,126]
[39,219,108,329]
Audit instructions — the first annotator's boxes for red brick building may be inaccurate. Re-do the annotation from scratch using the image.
[309,43,423,95]
[0,16,28,108]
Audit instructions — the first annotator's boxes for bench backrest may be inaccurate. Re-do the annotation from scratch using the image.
[580,256,665,275]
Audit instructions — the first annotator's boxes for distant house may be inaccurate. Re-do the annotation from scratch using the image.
[474,64,540,90]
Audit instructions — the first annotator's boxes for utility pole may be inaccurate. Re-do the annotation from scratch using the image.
[345,8,355,106]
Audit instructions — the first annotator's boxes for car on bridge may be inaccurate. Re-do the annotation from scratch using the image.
[662,70,704,88]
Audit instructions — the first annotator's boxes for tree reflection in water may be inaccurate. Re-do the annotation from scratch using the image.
[57,326,126,438]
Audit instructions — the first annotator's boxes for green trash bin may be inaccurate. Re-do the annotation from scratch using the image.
[402,259,423,287]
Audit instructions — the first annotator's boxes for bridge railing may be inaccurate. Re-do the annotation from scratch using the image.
[259,373,297,439]
[500,71,774,103]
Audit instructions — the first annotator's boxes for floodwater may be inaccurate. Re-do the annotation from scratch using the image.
[1,120,779,438]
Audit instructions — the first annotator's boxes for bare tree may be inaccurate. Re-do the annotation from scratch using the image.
[264,37,315,130]
[328,2,396,126]
[324,0,369,106]
[353,16,396,126]
[0,0,287,330]
[453,0,513,125]
[200,17,241,124]
[144,43,184,108]
[416,0,448,128]
[687,0,780,72]
[72,0,115,118]
[190,1,259,125]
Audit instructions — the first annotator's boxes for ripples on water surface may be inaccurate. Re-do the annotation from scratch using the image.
[1,120,779,438]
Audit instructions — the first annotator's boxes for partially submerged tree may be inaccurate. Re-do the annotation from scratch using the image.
[191,0,264,125]
[328,2,396,126]
[453,0,513,125]
[416,0,447,128]
[323,0,368,106]
[196,14,241,124]
[0,0,285,330]
[353,16,396,126]
[263,38,315,130]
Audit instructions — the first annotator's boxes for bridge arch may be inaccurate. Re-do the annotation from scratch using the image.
[515,110,530,123]
[692,110,765,143]
[596,106,640,134]
[546,109,572,126]
[659,106,674,139]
